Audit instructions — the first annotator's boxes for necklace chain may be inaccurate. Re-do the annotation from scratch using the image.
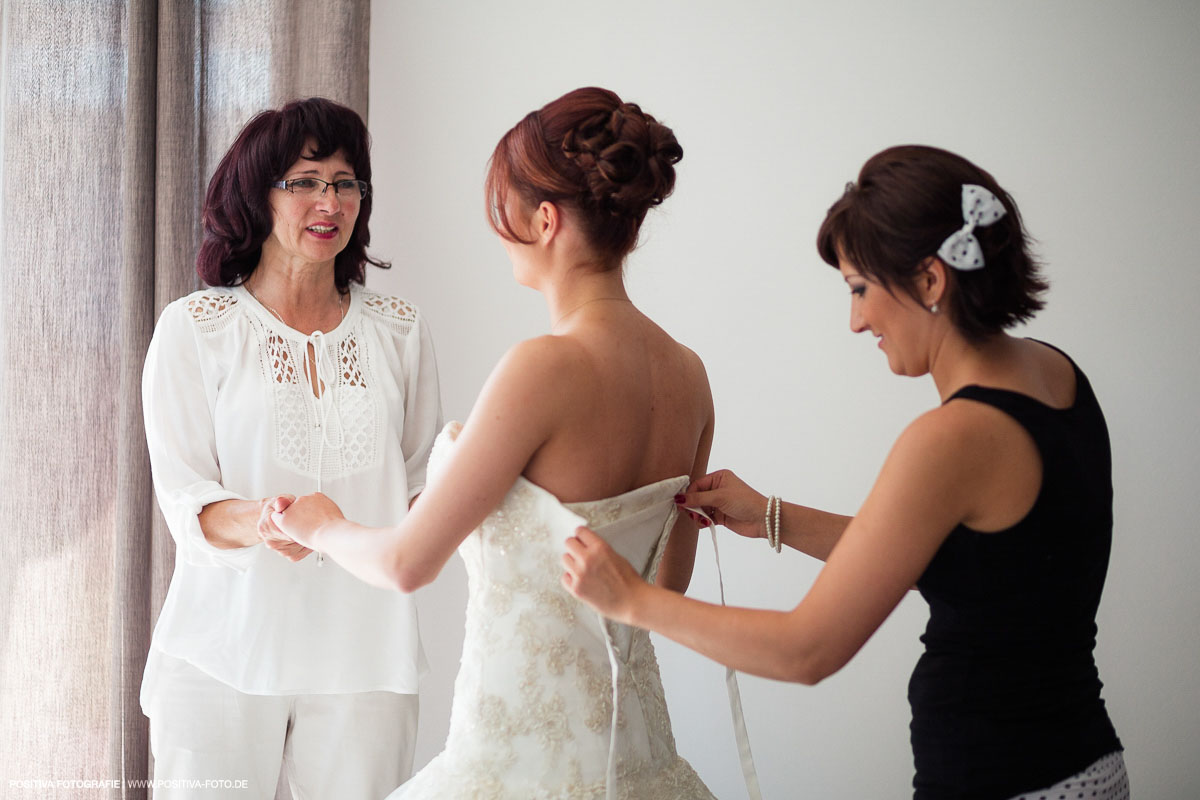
[551,297,630,332]
[245,283,346,331]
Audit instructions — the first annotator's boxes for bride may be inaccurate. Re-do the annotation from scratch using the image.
[272,87,717,799]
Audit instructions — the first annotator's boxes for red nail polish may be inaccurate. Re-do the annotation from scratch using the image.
[673,494,685,503]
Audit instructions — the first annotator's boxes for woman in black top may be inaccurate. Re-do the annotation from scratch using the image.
[561,145,1125,799]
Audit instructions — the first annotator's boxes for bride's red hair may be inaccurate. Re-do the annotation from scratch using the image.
[486,87,682,270]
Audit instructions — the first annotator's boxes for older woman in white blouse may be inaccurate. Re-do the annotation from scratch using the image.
[140,98,442,799]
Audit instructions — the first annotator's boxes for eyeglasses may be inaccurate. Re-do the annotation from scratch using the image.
[271,178,370,199]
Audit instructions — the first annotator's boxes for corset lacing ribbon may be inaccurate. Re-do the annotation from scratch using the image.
[597,513,763,800]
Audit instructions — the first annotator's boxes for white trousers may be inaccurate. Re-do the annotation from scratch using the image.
[146,654,418,800]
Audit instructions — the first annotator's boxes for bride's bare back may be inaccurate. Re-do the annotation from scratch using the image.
[522,303,712,503]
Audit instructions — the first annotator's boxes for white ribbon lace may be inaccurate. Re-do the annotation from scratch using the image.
[597,517,763,800]
[706,522,764,800]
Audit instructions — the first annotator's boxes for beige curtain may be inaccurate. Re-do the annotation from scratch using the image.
[0,2,369,797]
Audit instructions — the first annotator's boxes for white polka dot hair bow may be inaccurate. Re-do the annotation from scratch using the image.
[936,184,1007,271]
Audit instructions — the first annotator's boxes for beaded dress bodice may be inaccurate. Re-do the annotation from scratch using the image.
[390,424,715,799]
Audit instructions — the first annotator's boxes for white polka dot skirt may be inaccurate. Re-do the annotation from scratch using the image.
[1007,751,1129,800]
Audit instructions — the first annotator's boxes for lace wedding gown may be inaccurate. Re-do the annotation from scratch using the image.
[390,424,716,799]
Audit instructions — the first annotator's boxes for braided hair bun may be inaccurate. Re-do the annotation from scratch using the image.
[561,100,682,219]
[487,87,683,268]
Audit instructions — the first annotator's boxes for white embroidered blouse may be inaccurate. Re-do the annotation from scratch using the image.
[140,283,442,704]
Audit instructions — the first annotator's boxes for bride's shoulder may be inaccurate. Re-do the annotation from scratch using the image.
[675,339,708,377]
[499,335,590,375]
[661,335,713,404]
[486,335,595,398]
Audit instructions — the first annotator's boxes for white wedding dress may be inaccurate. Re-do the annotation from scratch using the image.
[390,423,716,799]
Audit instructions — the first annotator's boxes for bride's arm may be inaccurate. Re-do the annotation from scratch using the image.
[656,361,715,593]
[274,337,575,591]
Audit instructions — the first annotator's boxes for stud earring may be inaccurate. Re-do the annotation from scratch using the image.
[929,303,940,314]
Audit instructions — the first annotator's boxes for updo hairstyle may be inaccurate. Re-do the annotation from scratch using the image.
[197,96,389,290]
[817,145,1048,341]
[486,87,683,269]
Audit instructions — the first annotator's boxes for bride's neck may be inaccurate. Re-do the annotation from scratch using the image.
[545,267,630,331]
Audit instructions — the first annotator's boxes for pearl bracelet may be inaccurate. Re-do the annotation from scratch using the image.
[764,495,782,553]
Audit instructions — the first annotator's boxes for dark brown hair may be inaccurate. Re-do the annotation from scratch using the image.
[817,145,1047,341]
[196,97,388,290]
[486,87,682,269]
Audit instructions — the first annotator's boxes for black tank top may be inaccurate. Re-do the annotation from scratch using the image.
[908,344,1121,799]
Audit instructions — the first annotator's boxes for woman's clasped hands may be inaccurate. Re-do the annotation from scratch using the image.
[255,495,307,561]
[257,492,347,559]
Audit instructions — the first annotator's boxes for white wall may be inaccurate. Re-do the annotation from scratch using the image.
[367,2,1200,796]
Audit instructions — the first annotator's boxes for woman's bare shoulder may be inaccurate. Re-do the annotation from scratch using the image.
[891,400,1032,503]
[488,334,597,402]
[904,401,1011,453]
[677,341,714,412]
[504,334,592,372]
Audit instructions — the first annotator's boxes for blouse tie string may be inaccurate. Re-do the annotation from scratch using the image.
[305,329,345,565]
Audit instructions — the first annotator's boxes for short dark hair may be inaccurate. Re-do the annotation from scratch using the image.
[485,87,683,270]
[817,145,1047,341]
[197,97,388,290]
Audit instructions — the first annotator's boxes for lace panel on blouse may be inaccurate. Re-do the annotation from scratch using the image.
[182,289,389,483]
[363,292,417,331]
[186,291,239,333]
[252,320,380,481]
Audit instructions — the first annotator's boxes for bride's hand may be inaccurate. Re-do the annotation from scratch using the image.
[258,495,312,561]
[272,492,345,550]
[675,469,768,541]
[562,527,645,626]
